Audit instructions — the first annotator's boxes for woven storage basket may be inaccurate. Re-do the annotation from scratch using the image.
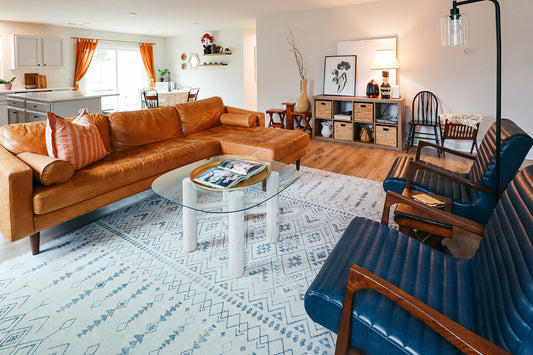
[353,102,373,123]
[375,125,397,147]
[334,121,353,141]
[315,100,332,119]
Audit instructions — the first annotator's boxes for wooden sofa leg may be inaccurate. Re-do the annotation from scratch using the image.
[296,159,301,170]
[30,232,40,255]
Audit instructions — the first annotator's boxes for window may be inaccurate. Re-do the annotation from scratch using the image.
[81,42,149,112]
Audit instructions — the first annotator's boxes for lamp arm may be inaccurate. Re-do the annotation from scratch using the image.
[450,0,501,196]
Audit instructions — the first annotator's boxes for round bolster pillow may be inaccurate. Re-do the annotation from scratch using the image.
[219,113,258,127]
[17,152,74,186]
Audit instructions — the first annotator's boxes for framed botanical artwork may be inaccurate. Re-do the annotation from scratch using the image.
[323,55,357,96]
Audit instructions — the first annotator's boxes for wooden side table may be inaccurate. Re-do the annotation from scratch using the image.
[394,189,453,252]
[282,102,311,134]
[266,109,286,129]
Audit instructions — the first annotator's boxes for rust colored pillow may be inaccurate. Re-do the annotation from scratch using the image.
[46,109,109,170]
[17,152,74,186]
[220,113,258,127]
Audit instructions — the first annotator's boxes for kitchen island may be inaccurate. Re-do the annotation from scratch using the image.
[6,91,118,124]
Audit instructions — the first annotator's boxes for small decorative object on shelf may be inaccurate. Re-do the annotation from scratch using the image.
[321,121,333,137]
[201,33,215,54]
[380,71,391,99]
[366,80,380,98]
[0,77,16,90]
[360,126,372,143]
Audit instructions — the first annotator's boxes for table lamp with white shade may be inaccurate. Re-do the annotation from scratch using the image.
[371,49,399,99]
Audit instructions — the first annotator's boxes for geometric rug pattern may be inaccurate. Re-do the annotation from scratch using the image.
[0,167,386,354]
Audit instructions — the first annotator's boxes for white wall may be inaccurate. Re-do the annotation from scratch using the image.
[166,28,257,109]
[257,0,533,156]
[0,20,167,90]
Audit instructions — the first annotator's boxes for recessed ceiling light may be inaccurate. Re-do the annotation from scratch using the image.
[128,12,137,17]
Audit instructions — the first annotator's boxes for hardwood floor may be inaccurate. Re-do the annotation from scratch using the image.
[0,139,523,261]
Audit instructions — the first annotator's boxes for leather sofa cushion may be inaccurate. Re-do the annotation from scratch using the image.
[220,113,257,127]
[108,106,183,151]
[176,96,225,135]
[17,152,74,186]
[189,125,310,161]
[305,217,474,354]
[32,137,220,214]
[0,114,111,156]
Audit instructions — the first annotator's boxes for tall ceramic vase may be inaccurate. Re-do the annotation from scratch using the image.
[295,79,310,113]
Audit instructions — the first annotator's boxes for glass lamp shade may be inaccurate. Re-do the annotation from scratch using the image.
[441,14,469,47]
[371,49,399,70]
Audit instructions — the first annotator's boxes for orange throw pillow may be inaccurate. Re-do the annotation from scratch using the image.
[46,109,109,170]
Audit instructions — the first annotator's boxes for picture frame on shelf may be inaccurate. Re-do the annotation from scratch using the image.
[323,55,357,96]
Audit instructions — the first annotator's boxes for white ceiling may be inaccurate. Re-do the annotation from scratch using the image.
[0,0,379,37]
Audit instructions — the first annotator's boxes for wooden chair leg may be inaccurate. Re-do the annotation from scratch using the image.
[296,159,301,170]
[30,232,40,255]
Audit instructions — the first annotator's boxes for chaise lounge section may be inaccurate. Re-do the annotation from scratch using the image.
[0,96,310,255]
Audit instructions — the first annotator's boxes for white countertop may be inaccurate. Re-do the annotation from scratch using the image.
[0,87,74,95]
[6,91,118,103]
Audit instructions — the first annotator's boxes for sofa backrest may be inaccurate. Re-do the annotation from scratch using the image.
[175,96,225,135]
[469,119,532,189]
[108,105,183,151]
[470,165,533,354]
[0,113,111,155]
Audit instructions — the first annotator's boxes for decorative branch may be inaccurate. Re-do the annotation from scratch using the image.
[287,28,307,80]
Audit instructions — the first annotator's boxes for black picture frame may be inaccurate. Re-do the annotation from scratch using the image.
[323,55,357,96]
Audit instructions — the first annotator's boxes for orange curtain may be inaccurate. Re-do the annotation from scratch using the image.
[139,42,155,88]
[73,38,98,91]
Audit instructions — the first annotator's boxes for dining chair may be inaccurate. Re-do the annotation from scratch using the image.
[142,90,159,108]
[188,88,200,102]
[406,91,441,154]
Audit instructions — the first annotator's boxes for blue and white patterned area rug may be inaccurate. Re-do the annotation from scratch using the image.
[0,167,386,354]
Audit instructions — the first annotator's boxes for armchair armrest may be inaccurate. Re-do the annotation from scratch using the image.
[416,140,476,161]
[224,106,265,127]
[335,265,511,355]
[405,160,496,194]
[0,145,35,242]
[381,190,485,236]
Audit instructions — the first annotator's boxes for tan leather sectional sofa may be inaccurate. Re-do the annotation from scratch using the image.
[0,96,309,255]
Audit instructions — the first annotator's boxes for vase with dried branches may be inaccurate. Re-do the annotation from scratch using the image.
[287,28,310,113]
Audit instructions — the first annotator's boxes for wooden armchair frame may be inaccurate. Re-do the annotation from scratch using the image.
[409,141,496,195]
[336,263,511,355]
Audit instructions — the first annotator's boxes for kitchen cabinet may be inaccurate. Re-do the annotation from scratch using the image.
[12,35,64,69]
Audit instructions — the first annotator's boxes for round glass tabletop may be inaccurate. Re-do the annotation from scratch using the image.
[151,155,299,213]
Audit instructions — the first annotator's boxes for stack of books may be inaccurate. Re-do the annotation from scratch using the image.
[412,193,446,208]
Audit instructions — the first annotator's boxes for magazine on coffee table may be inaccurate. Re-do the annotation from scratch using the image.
[193,159,267,189]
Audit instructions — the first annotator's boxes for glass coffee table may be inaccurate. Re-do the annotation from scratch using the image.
[151,155,299,278]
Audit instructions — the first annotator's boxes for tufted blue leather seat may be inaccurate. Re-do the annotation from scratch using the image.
[305,165,533,354]
[383,119,532,224]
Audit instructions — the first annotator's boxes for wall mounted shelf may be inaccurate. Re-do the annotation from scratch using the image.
[200,63,228,66]
[203,53,231,56]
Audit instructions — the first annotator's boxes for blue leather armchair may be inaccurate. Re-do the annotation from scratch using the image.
[305,165,533,354]
[383,119,532,224]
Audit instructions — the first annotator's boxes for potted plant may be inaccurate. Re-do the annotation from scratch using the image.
[0,77,16,90]
[201,33,214,54]
[157,69,169,82]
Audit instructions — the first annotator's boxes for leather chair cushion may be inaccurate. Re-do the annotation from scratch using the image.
[32,137,220,214]
[220,113,257,127]
[189,126,310,161]
[305,217,473,354]
[108,106,184,151]
[17,152,74,186]
[175,96,225,135]
[0,114,111,156]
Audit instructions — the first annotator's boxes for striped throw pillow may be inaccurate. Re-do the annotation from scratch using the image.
[46,109,109,170]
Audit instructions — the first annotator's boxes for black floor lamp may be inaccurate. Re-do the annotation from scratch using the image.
[442,0,502,196]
